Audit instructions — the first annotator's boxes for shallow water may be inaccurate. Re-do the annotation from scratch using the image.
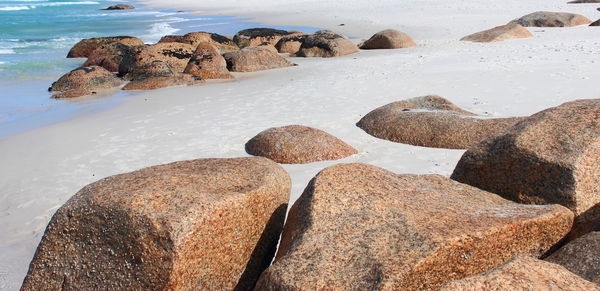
[0,0,317,138]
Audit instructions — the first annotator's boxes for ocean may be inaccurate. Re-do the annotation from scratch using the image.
[0,0,316,137]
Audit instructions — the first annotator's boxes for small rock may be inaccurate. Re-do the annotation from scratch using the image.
[67,36,144,58]
[245,125,357,164]
[461,24,533,43]
[509,11,592,27]
[439,256,599,290]
[359,29,416,49]
[50,66,124,98]
[546,232,600,284]
[103,4,134,10]
[184,42,233,79]
[295,30,359,57]
[256,163,573,290]
[233,28,292,48]
[223,47,295,72]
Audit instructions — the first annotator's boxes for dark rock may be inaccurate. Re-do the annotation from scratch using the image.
[233,28,291,48]
[103,4,134,10]
[509,11,592,27]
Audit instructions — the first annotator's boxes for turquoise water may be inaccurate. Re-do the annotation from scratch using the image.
[0,0,317,137]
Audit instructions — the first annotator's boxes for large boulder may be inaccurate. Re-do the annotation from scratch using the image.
[233,28,291,48]
[451,99,600,239]
[275,33,309,55]
[119,42,195,77]
[546,232,600,284]
[21,157,291,290]
[295,30,359,58]
[359,29,416,49]
[103,4,134,10]
[49,66,124,98]
[83,42,134,72]
[509,11,592,27]
[439,256,599,290]
[223,47,295,72]
[184,42,233,79]
[122,60,202,90]
[67,36,144,58]
[245,125,358,164]
[356,95,524,149]
[256,163,573,290]
[158,32,239,54]
[461,24,533,43]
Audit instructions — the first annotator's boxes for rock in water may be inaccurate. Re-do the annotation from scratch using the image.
[103,4,134,10]
[509,11,592,27]
[122,60,202,90]
[461,24,533,43]
[119,42,195,76]
[21,157,291,290]
[359,29,416,49]
[256,163,573,290]
[452,99,600,239]
[67,36,144,58]
[223,47,295,72]
[275,33,309,54]
[439,256,599,290]
[546,232,600,284]
[49,66,124,98]
[83,42,134,72]
[295,30,359,57]
[245,125,357,164]
[184,42,233,79]
[233,28,292,48]
[356,95,524,149]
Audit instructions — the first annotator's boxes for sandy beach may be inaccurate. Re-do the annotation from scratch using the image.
[1,0,600,289]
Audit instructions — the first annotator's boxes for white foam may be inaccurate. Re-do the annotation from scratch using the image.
[0,6,32,11]
[141,22,179,43]
[0,48,16,54]
[0,1,99,11]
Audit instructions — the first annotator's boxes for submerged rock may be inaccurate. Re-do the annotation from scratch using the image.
[245,125,357,164]
[359,29,416,49]
[256,163,573,290]
[233,28,291,48]
[546,232,600,284]
[49,66,124,98]
[184,42,233,79]
[67,36,144,58]
[223,47,295,72]
[461,24,533,42]
[21,157,291,290]
[509,11,592,27]
[295,30,359,57]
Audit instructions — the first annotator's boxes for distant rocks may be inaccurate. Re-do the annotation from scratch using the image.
[452,99,600,239]
[245,125,357,164]
[49,66,124,98]
[256,163,573,290]
[67,36,144,58]
[184,42,233,79]
[356,95,524,149]
[461,24,533,43]
[122,60,202,90]
[159,32,240,54]
[359,29,416,49]
[103,4,134,10]
[21,157,291,290]
[275,33,309,55]
[296,30,359,58]
[509,11,592,27]
[223,46,295,72]
[546,232,600,284]
[439,256,599,290]
[233,28,292,48]
[119,42,195,76]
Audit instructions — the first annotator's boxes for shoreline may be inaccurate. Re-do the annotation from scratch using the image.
[2,0,600,289]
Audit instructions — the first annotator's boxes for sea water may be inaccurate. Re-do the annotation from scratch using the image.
[0,0,316,138]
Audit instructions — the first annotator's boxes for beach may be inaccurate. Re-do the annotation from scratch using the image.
[1,0,600,289]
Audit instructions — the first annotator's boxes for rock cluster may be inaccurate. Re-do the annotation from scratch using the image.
[159,32,240,54]
[122,60,202,90]
[184,42,233,79]
[233,28,292,48]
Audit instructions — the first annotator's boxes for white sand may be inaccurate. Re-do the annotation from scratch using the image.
[1,0,599,289]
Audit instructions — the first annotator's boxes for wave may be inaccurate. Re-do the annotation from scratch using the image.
[0,1,99,11]
[0,48,16,54]
[141,22,179,43]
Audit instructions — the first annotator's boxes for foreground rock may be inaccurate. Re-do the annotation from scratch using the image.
[245,125,357,164]
[357,95,524,149]
[122,60,202,90]
[21,157,291,290]
[452,99,600,239]
[223,47,294,72]
[103,4,134,10]
[233,28,291,48]
[359,29,416,49]
[184,42,233,79]
[275,33,309,54]
[256,163,573,290]
[509,11,592,27]
[67,36,144,58]
[461,24,533,42]
[49,66,124,98]
[159,32,239,54]
[440,256,599,290]
[83,42,134,72]
[295,30,359,57]
[119,42,195,76]
[546,232,600,284]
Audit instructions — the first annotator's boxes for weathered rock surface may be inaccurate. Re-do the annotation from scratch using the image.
[359,29,416,49]
[184,42,233,79]
[275,33,308,54]
[67,36,144,58]
[591,19,600,26]
[452,99,600,239]
[546,232,600,284]
[158,35,184,43]
[83,42,133,72]
[49,66,124,98]
[122,60,202,90]
[158,32,239,53]
[223,47,294,72]
[256,163,573,290]
[440,256,600,290]
[295,30,359,57]
[461,24,533,43]
[356,95,524,149]
[509,11,592,27]
[233,28,291,48]
[103,4,134,10]
[245,125,357,164]
[21,157,291,291]
[119,42,195,77]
